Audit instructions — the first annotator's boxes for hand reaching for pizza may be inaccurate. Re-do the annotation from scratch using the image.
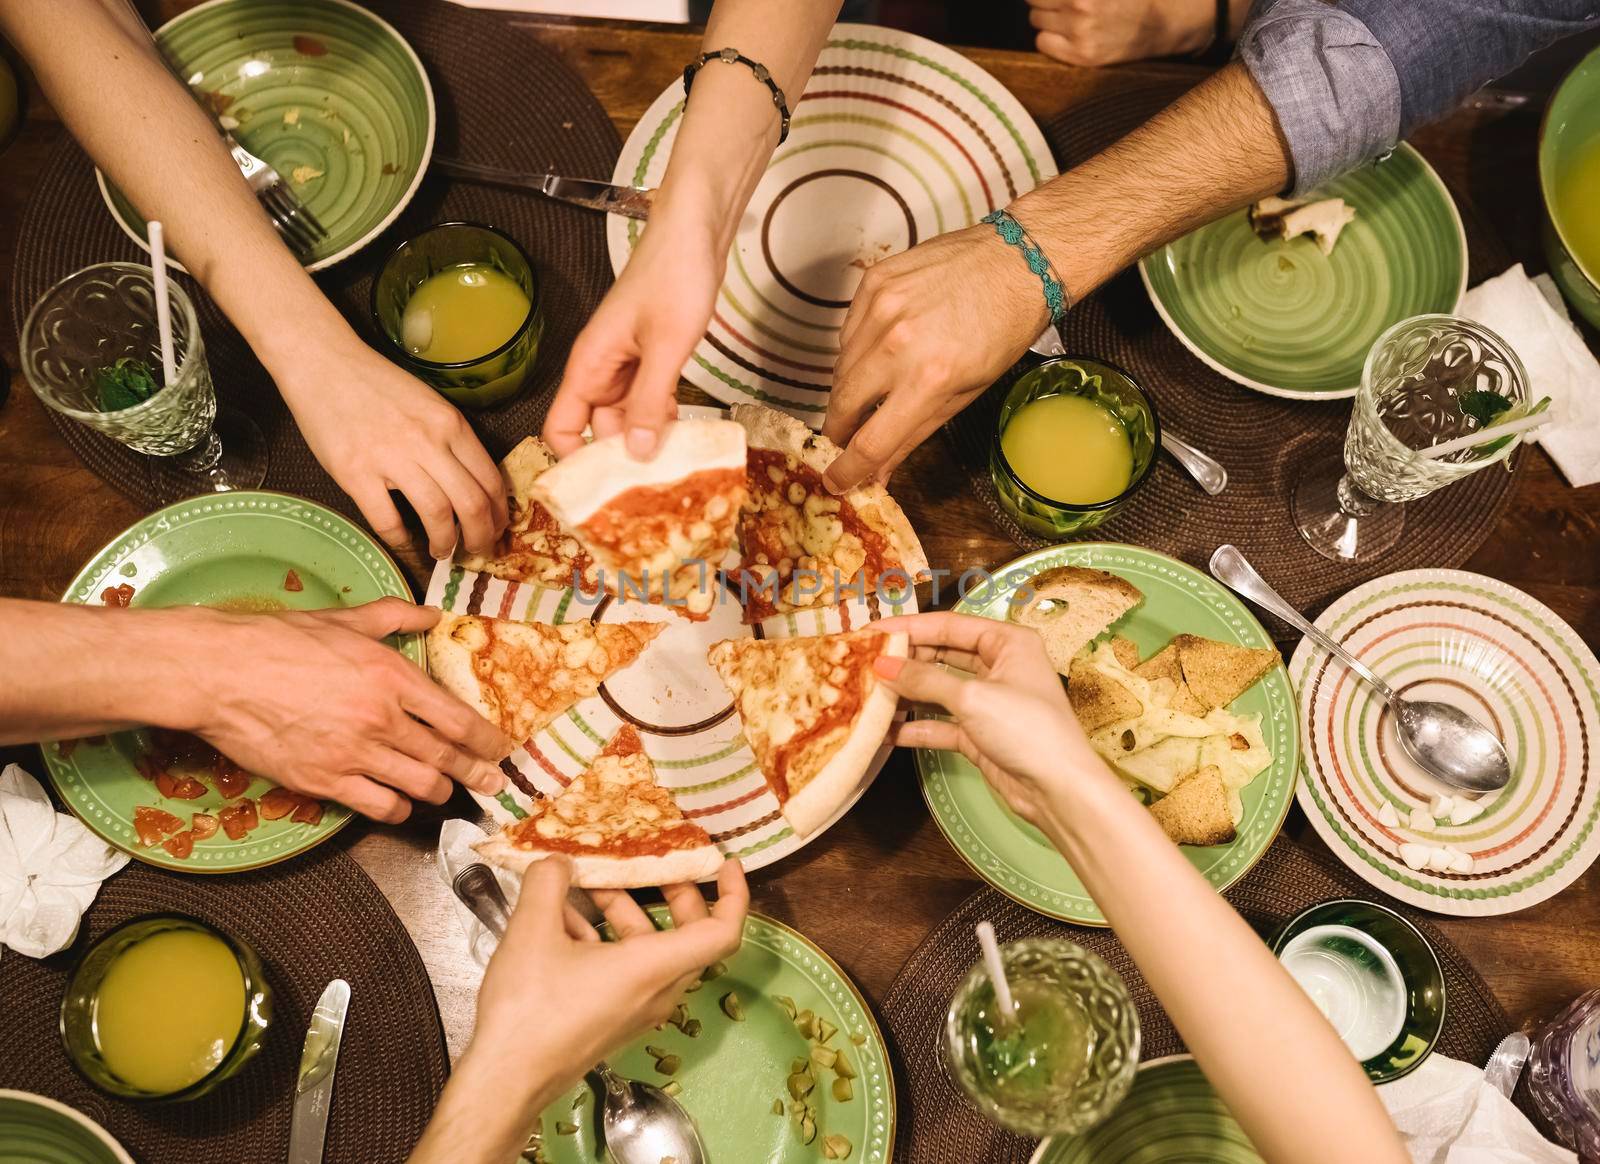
[417,856,749,1156]
[870,611,1114,830]
[172,598,511,822]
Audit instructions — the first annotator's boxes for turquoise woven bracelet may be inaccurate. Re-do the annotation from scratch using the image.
[980,208,1069,327]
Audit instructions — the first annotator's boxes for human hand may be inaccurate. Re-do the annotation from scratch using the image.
[1026,0,1215,67]
[463,857,749,1104]
[168,598,510,821]
[277,340,508,559]
[544,219,722,460]
[821,223,1048,492]
[871,611,1111,830]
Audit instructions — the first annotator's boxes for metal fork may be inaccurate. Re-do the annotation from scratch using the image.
[108,0,328,260]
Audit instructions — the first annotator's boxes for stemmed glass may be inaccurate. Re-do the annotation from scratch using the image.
[21,262,266,499]
[1292,314,1532,562]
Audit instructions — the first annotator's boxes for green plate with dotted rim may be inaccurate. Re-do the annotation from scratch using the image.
[1031,1057,1261,1163]
[535,909,895,1164]
[0,1091,133,1164]
[97,0,434,273]
[916,544,1299,926]
[44,491,423,874]
[1138,144,1466,400]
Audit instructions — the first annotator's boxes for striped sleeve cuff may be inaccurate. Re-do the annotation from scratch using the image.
[1237,0,1403,195]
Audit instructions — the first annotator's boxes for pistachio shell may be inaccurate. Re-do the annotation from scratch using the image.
[774,995,798,1019]
[824,1133,853,1159]
[832,1076,854,1102]
[554,1121,578,1136]
[720,990,746,1021]
[833,1050,856,1080]
[654,1054,681,1076]
[810,1045,838,1069]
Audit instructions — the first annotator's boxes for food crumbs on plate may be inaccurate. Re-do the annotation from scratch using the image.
[553,1121,577,1136]
[201,90,235,115]
[291,165,324,185]
[218,114,240,131]
[340,585,351,593]
[292,34,329,56]
[342,127,351,145]
[284,568,303,592]
[102,583,136,607]
[381,161,399,176]
[283,107,300,126]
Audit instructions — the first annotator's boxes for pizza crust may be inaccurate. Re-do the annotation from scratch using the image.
[426,613,506,753]
[781,630,907,837]
[472,833,724,887]
[731,403,930,580]
[533,419,748,527]
[455,437,594,588]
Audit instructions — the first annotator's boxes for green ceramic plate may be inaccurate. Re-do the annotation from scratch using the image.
[1031,1057,1261,1163]
[917,544,1298,925]
[44,491,422,873]
[0,1090,133,1164]
[98,0,434,272]
[537,910,895,1164]
[1139,144,1466,399]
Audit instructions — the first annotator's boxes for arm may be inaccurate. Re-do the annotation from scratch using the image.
[543,0,841,458]
[0,0,507,559]
[409,858,749,1164]
[873,613,1406,1164]
[1025,0,1251,67]
[822,62,1287,489]
[0,598,510,821]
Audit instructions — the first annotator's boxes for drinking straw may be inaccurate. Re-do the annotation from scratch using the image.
[147,220,176,388]
[1418,410,1554,460]
[976,921,1018,1027]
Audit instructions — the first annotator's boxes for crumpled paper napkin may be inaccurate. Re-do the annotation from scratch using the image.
[0,763,129,959]
[1380,1053,1576,1163]
[437,818,520,969]
[1459,264,1600,488]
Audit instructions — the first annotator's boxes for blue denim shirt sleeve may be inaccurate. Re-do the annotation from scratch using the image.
[1239,0,1600,195]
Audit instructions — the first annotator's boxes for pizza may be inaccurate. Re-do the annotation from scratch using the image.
[707,627,907,838]
[532,420,747,619]
[427,612,662,749]
[456,437,597,592]
[730,404,928,622]
[473,725,722,887]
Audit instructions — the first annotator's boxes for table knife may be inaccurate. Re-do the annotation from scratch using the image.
[432,156,654,220]
[286,978,351,1164]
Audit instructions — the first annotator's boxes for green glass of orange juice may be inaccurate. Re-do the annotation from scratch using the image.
[372,221,543,410]
[61,913,272,1101]
[989,356,1159,540]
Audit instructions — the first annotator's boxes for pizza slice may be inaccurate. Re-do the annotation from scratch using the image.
[473,725,722,888]
[457,437,597,592]
[730,404,929,622]
[707,627,907,838]
[427,612,662,749]
[532,420,747,619]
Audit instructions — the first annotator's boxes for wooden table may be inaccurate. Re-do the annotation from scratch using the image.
[3,12,1598,1067]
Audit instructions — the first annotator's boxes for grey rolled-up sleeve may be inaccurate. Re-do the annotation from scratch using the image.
[1236,0,1401,195]
[1239,0,1600,196]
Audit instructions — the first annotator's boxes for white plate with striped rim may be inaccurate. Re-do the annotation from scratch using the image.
[607,23,1056,423]
[1292,569,1600,916]
[424,406,918,873]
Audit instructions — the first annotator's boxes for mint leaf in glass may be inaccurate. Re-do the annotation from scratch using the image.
[93,357,161,411]
[1459,389,1513,428]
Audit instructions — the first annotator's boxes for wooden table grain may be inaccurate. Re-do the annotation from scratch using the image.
[2,12,1598,1071]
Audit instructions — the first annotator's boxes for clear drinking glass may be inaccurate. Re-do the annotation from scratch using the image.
[943,937,1140,1137]
[1292,314,1531,562]
[21,262,267,498]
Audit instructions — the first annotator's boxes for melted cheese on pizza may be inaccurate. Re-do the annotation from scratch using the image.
[711,631,884,799]
[453,617,661,743]
[501,728,710,857]
[579,466,745,617]
[474,496,598,591]
[739,450,896,620]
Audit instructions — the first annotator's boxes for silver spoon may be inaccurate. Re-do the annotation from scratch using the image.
[1208,545,1512,793]
[451,865,708,1164]
[1029,326,1228,495]
[1483,1030,1531,1099]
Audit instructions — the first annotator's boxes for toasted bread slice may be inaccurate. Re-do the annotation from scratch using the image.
[1010,567,1143,676]
[1109,635,1141,670]
[1149,765,1235,846]
[1172,635,1280,712]
[1134,643,1207,717]
[1067,655,1144,733]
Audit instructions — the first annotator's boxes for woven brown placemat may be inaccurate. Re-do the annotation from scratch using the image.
[881,836,1515,1164]
[0,841,447,1163]
[9,0,618,519]
[948,81,1524,620]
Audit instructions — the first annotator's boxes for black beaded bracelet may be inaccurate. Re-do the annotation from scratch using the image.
[683,47,792,145]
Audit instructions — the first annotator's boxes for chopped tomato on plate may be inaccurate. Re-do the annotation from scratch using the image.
[162,830,196,859]
[218,799,259,840]
[133,805,184,847]
[191,812,220,840]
